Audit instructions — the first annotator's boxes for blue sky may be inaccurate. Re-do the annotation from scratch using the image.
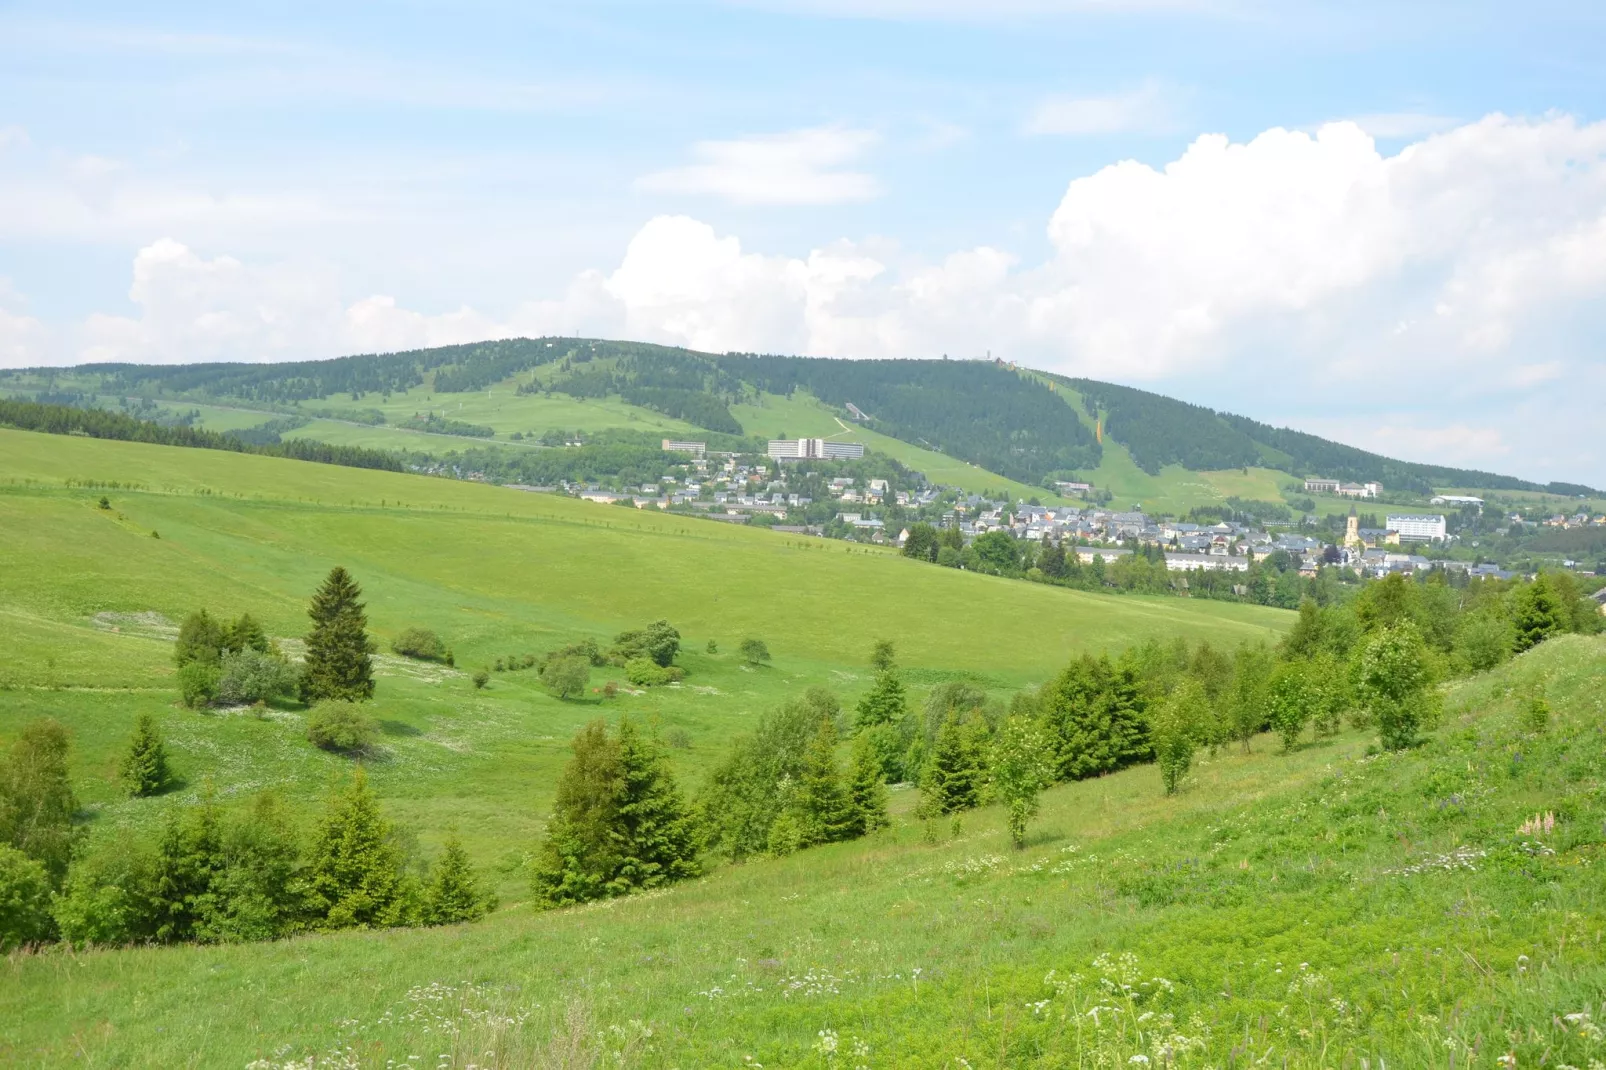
[2,1,1604,486]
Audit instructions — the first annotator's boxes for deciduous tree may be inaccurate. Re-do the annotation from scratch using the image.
[0,718,79,885]
[989,715,1052,846]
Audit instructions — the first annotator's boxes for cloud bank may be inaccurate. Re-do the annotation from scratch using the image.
[9,114,1605,484]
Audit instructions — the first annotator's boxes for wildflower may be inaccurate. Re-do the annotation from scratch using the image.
[1497,1053,1517,1068]
[815,1029,839,1056]
[1129,1056,1151,1065]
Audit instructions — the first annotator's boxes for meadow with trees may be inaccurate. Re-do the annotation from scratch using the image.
[2,425,1605,1067]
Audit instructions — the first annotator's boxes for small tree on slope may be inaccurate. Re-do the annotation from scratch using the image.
[608,718,700,895]
[422,831,494,925]
[300,567,375,703]
[303,767,409,929]
[990,715,1052,847]
[795,716,858,846]
[847,732,890,836]
[119,713,172,797]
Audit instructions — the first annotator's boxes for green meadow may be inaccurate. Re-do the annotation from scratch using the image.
[2,429,1605,1067]
[0,429,1288,900]
[4,616,1603,1067]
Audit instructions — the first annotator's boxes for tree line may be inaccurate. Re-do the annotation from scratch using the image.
[7,562,1596,950]
[0,398,402,472]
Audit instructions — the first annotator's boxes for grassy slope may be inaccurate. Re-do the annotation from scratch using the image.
[5,636,1603,1067]
[0,429,1287,892]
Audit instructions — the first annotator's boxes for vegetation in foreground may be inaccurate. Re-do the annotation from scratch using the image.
[2,635,1603,1067]
[4,430,1605,1066]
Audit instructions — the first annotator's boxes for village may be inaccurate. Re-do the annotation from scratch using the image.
[520,437,1606,583]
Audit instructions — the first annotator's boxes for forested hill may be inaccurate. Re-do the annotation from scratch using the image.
[5,337,1591,495]
[1058,376,1593,496]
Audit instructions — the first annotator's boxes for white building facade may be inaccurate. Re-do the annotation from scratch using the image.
[1386,514,1448,542]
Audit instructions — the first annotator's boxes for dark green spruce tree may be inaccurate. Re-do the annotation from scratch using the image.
[854,670,907,730]
[303,767,409,930]
[422,830,494,925]
[221,612,270,655]
[150,797,225,943]
[794,717,858,846]
[531,720,624,907]
[922,714,986,815]
[174,610,224,668]
[119,713,172,797]
[1039,654,1152,780]
[607,718,700,894]
[846,731,890,837]
[301,567,375,703]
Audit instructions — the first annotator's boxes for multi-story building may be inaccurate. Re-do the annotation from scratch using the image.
[767,438,866,462]
[1386,514,1447,543]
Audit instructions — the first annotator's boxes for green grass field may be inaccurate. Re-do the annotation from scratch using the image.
[5,618,1603,1067]
[0,429,1290,907]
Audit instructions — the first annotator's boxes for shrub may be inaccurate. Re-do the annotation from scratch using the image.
[177,661,220,709]
[739,638,771,666]
[1359,622,1437,751]
[1522,695,1551,733]
[0,845,56,950]
[472,670,489,689]
[625,658,684,687]
[174,610,224,668]
[542,638,604,669]
[1152,680,1205,796]
[871,639,896,672]
[52,840,158,948]
[541,655,591,700]
[611,620,680,667]
[215,649,299,706]
[305,702,380,755]
[391,627,446,661]
[705,639,718,654]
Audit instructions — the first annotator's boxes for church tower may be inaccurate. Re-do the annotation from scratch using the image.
[1344,509,1361,550]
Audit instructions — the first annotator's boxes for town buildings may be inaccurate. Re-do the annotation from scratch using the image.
[767,438,866,462]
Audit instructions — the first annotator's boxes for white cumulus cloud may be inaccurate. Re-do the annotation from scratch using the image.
[635,126,882,206]
[16,112,1606,484]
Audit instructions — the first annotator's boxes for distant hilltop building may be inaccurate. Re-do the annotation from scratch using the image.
[1304,477,1381,499]
[844,402,871,421]
[1431,494,1484,507]
[661,440,707,456]
[767,438,865,462]
[1055,481,1093,496]
[1385,514,1447,544]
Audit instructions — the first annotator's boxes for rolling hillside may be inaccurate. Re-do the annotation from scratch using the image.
[5,339,1595,517]
[0,429,1290,895]
[4,621,1603,1066]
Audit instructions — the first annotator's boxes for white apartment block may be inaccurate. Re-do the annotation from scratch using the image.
[1387,514,1447,542]
[767,438,866,461]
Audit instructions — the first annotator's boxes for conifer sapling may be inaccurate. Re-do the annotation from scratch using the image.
[119,713,172,797]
